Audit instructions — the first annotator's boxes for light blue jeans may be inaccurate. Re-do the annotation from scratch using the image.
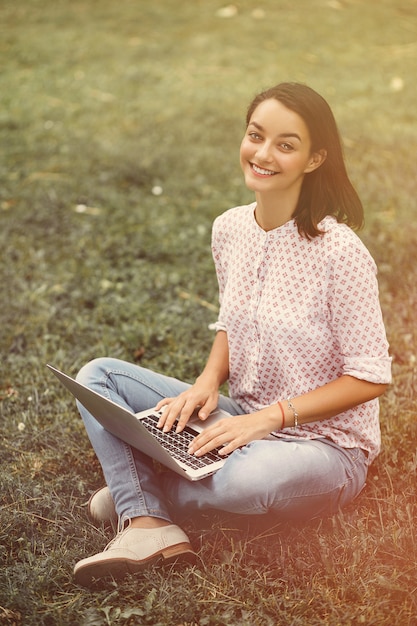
[76,357,369,527]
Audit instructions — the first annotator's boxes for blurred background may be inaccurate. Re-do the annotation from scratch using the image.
[1,2,416,624]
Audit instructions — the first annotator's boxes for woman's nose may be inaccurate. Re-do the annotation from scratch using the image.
[255,142,273,162]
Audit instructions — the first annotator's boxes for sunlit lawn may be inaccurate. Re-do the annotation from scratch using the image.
[1,1,416,624]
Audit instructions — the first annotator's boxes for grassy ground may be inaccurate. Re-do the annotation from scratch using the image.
[1,0,417,624]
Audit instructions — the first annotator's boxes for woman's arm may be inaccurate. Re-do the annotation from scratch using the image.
[189,375,388,457]
[281,375,388,427]
[156,330,229,432]
[197,329,230,395]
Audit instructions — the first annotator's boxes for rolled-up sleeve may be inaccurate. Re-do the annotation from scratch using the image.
[328,234,392,385]
[211,215,229,334]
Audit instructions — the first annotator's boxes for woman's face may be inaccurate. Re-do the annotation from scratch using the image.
[240,98,321,197]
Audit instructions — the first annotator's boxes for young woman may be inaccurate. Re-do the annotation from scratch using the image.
[73,82,391,586]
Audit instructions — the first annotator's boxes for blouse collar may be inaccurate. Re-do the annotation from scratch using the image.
[250,203,298,237]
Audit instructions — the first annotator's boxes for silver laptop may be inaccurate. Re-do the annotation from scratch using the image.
[47,364,230,481]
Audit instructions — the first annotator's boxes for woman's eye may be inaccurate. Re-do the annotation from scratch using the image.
[280,143,293,151]
[249,132,262,140]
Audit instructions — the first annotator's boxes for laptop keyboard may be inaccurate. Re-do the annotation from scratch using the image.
[140,413,226,470]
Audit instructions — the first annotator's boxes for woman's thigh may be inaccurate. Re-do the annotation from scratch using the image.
[76,357,243,415]
[164,437,368,520]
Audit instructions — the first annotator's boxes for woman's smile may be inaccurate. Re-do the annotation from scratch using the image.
[250,163,278,177]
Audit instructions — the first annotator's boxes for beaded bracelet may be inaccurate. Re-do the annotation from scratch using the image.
[276,401,285,430]
[287,398,299,428]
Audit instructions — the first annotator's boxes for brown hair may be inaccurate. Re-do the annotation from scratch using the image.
[246,83,364,239]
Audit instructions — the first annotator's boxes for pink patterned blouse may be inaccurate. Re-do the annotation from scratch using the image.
[212,203,392,462]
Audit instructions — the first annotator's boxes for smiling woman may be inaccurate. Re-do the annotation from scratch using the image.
[71,82,391,587]
[241,83,363,237]
[240,98,326,230]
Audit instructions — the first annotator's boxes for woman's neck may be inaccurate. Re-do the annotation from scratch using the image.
[254,191,298,231]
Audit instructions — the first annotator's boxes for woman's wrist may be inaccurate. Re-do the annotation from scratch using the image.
[275,399,300,429]
[276,401,285,429]
[195,371,222,391]
[262,403,287,432]
[286,398,299,428]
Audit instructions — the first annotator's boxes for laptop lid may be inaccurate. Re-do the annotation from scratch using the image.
[46,364,228,481]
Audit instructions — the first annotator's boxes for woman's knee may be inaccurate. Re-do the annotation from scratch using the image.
[76,357,117,385]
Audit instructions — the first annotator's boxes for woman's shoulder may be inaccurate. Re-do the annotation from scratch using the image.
[320,216,367,247]
[213,202,256,231]
[318,216,376,269]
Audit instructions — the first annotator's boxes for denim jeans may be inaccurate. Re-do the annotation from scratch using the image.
[76,357,368,526]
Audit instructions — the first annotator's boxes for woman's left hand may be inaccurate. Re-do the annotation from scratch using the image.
[188,408,279,457]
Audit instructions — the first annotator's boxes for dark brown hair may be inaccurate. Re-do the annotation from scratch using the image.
[246,82,364,239]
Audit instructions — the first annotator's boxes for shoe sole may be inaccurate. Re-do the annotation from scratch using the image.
[74,542,197,587]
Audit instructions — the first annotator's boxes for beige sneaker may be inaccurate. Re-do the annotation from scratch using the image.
[87,487,118,529]
[74,524,196,586]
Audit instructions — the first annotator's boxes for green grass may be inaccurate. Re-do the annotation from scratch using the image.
[1,0,417,624]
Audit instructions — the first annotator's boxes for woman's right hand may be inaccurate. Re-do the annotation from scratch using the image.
[155,378,220,433]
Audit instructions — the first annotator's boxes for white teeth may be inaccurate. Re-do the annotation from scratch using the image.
[252,163,276,176]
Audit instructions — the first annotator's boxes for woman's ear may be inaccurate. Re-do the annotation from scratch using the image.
[304,149,327,173]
